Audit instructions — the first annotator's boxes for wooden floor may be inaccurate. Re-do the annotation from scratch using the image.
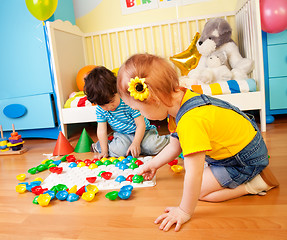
[0,116,286,240]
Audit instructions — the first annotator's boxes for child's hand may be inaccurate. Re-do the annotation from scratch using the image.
[138,162,157,181]
[126,143,141,158]
[94,152,109,159]
[155,207,191,232]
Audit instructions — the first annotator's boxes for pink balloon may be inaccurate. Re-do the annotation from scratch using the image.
[260,0,287,33]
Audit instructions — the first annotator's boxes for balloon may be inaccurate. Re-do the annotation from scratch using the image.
[76,65,97,91]
[25,0,58,21]
[260,0,287,33]
[170,32,201,76]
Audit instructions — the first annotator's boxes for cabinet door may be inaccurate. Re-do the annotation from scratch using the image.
[0,1,53,100]
[267,44,287,78]
[267,30,287,45]
[269,77,287,110]
[0,94,56,131]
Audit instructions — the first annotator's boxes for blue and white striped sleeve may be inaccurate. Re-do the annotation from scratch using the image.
[96,105,107,122]
[129,107,141,119]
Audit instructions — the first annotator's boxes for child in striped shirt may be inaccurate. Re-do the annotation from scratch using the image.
[84,66,169,159]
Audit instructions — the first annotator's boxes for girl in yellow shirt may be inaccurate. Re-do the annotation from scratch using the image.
[117,53,279,232]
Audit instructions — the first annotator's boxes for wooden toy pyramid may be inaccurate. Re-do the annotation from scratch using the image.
[53,131,74,156]
[0,124,28,155]
[74,128,94,153]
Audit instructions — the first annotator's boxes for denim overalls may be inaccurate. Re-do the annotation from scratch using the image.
[173,93,269,189]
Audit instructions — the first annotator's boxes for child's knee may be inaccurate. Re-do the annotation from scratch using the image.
[108,138,130,157]
[108,144,128,158]
[142,135,170,155]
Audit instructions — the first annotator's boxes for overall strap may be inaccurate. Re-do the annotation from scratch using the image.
[175,92,258,131]
[175,94,211,125]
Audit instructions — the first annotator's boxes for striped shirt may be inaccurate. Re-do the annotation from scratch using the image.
[96,98,155,134]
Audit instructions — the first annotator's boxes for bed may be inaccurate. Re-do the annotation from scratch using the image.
[47,0,266,138]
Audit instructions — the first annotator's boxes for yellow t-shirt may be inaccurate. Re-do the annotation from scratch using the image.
[169,90,256,160]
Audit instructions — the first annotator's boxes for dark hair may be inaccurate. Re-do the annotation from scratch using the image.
[84,66,117,105]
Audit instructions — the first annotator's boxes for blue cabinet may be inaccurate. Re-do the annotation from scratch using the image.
[263,30,287,123]
[0,0,75,139]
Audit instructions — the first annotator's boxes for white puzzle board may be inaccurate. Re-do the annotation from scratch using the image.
[41,156,156,191]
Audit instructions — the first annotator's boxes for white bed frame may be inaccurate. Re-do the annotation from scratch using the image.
[47,0,266,138]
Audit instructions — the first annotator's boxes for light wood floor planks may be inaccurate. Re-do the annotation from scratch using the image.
[0,116,286,240]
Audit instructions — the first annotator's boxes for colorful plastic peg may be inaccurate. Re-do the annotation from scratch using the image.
[16,184,26,193]
[68,185,77,194]
[36,164,47,172]
[171,165,183,173]
[56,190,69,200]
[43,190,56,200]
[119,163,129,171]
[55,184,68,192]
[88,163,98,169]
[95,160,103,166]
[16,174,26,181]
[31,186,48,195]
[168,159,178,166]
[37,193,51,207]
[103,160,112,166]
[126,175,134,182]
[101,172,112,180]
[105,191,118,200]
[132,174,144,183]
[82,191,95,201]
[76,185,86,196]
[84,159,92,165]
[135,160,144,166]
[118,190,132,200]
[85,184,99,194]
[120,185,133,192]
[69,162,77,168]
[77,162,86,168]
[67,193,79,202]
[28,167,37,175]
[115,175,126,183]
[66,155,76,162]
[86,177,97,183]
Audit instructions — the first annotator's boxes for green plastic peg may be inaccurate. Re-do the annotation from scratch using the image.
[132,174,144,183]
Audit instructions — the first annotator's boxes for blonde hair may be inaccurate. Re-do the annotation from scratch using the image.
[117,53,179,106]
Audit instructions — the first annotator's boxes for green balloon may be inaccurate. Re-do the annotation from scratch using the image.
[25,0,58,21]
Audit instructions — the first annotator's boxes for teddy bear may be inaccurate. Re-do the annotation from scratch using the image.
[200,51,233,84]
[187,18,254,84]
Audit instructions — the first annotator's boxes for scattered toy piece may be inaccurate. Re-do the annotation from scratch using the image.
[16,174,26,181]
[171,165,184,173]
[168,159,178,166]
[105,191,118,200]
[37,193,51,207]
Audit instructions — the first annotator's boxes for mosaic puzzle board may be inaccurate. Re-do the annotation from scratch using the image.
[41,156,156,191]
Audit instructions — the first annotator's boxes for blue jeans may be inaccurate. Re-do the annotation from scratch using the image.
[174,93,269,189]
[93,128,170,158]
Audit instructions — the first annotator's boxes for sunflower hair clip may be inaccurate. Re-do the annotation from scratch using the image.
[128,77,149,101]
